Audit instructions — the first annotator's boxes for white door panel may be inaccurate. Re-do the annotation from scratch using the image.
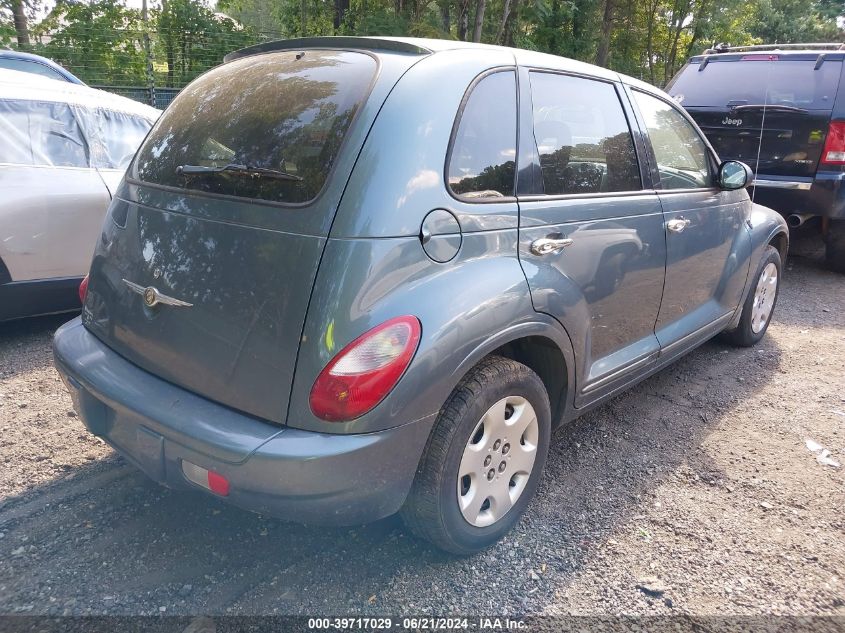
[0,164,110,281]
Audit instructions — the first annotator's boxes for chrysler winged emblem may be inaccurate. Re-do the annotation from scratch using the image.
[122,279,193,308]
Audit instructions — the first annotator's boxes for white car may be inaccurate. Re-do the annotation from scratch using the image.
[0,69,159,321]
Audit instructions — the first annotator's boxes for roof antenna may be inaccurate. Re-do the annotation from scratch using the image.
[751,57,774,205]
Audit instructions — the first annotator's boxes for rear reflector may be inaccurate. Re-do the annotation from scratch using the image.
[822,121,845,165]
[78,274,89,304]
[182,460,230,496]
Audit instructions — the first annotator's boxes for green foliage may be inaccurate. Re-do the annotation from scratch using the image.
[750,0,842,43]
[34,0,147,85]
[0,0,841,90]
[156,0,256,87]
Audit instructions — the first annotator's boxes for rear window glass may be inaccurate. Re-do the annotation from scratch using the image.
[132,50,376,204]
[448,71,517,199]
[669,59,842,110]
[0,99,88,168]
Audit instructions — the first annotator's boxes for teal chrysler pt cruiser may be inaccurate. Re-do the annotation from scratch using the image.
[54,36,788,553]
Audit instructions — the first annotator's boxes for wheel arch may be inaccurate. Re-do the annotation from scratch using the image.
[768,229,789,264]
[450,318,576,429]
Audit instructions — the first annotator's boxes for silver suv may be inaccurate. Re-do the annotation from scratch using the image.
[54,37,788,553]
[0,69,158,321]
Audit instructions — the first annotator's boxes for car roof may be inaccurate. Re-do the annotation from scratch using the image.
[0,49,84,83]
[689,50,845,63]
[0,68,160,120]
[226,36,646,86]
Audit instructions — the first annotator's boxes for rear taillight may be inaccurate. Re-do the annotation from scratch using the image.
[822,122,845,165]
[78,274,89,304]
[309,316,421,422]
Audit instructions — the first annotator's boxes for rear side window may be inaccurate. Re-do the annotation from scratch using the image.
[669,59,842,111]
[633,91,712,190]
[448,71,517,199]
[75,108,153,170]
[132,50,376,204]
[0,99,88,168]
[529,72,640,195]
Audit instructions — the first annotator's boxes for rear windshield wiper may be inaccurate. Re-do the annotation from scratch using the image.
[176,163,304,181]
[730,104,808,114]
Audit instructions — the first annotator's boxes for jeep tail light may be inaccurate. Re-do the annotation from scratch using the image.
[310,316,421,422]
[822,121,845,165]
[78,274,89,304]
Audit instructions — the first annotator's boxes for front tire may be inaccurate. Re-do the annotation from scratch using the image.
[401,356,551,555]
[722,245,781,347]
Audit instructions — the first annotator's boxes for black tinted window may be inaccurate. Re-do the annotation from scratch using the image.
[669,59,842,110]
[0,99,88,168]
[448,71,517,199]
[529,72,640,195]
[133,50,376,204]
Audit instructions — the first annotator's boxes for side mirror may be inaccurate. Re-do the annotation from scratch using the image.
[718,160,753,190]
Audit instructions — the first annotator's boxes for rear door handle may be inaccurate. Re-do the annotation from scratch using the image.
[666,217,691,233]
[530,236,574,256]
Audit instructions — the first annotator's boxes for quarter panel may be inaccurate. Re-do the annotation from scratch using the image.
[287,229,568,434]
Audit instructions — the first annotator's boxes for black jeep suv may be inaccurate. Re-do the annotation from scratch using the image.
[667,43,845,272]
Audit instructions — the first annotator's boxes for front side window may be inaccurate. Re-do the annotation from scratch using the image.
[0,99,88,168]
[633,91,712,190]
[75,107,153,170]
[132,50,376,204]
[448,71,517,199]
[529,72,641,196]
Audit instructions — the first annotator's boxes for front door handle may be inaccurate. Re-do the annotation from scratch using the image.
[666,217,691,233]
[530,236,574,256]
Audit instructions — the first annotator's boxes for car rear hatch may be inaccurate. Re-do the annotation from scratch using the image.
[668,53,843,179]
[82,45,424,424]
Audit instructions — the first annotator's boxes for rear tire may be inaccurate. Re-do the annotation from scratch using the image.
[722,245,781,347]
[825,220,845,274]
[400,356,551,555]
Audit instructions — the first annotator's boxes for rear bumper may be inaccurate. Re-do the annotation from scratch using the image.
[750,172,845,220]
[52,318,434,525]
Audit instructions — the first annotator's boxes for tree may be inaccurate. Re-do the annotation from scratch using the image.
[10,0,28,45]
[36,0,147,85]
[156,0,254,87]
[594,0,614,66]
[0,0,841,91]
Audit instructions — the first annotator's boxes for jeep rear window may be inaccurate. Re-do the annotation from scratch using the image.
[131,50,376,204]
[669,59,842,111]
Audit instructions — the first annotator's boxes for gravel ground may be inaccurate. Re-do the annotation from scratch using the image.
[0,233,843,618]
